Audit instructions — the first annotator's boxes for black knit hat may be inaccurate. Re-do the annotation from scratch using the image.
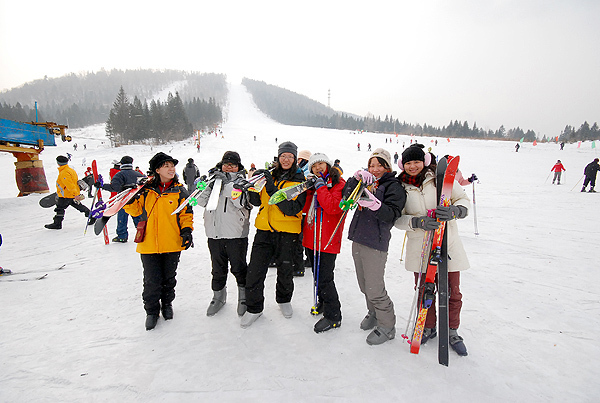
[120,155,133,165]
[56,155,69,166]
[218,151,245,171]
[149,152,178,173]
[278,141,297,158]
[401,144,426,164]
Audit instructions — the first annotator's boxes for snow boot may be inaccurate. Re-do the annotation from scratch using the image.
[421,327,437,345]
[240,311,262,328]
[237,286,247,317]
[314,317,341,333]
[581,187,586,192]
[360,311,377,331]
[366,326,396,345]
[145,314,159,330]
[589,187,596,193]
[310,300,323,316]
[206,287,227,316]
[112,237,127,243]
[44,217,63,230]
[449,328,468,356]
[278,302,293,318]
[162,304,173,320]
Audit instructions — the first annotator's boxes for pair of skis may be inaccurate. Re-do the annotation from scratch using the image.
[92,177,150,236]
[402,155,459,367]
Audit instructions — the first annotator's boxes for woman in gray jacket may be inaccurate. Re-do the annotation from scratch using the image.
[198,151,252,317]
[394,144,470,356]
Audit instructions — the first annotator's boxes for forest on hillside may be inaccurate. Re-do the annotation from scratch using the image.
[242,78,598,143]
[0,69,227,130]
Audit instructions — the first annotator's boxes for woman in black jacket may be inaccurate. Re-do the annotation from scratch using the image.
[345,148,406,345]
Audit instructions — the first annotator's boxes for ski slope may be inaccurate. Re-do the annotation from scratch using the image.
[0,83,598,401]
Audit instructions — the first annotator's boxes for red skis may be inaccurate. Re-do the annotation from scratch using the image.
[91,160,110,244]
[409,155,460,355]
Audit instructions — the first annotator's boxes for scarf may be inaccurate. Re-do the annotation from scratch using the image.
[399,171,423,187]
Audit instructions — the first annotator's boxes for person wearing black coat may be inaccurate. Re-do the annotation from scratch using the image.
[582,158,600,192]
[345,148,406,346]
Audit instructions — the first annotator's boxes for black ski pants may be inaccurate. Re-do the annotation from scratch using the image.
[245,230,299,314]
[140,252,180,315]
[53,197,90,223]
[207,237,248,291]
[307,249,341,321]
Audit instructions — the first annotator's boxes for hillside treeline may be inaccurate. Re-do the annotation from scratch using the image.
[105,87,222,146]
[0,69,227,129]
[242,78,599,142]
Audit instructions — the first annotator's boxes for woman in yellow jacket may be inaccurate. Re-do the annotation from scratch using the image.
[240,141,307,328]
[124,152,193,331]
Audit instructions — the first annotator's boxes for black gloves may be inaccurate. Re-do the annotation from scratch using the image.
[93,181,102,189]
[412,216,440,231]
[435,205,468,221]
[180,227,193,250]
[254,169,276,195]
[468,174,478,183]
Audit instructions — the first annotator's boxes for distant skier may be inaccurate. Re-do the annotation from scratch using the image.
[515,143,520,152]
[368,143,371,151]
[582,158,600,192]
[183,158,200,193]
[560,142,565,150]
[393,152,399,165]
[357,143,361,151]
[44,155,93,230]
[551,160,566,185]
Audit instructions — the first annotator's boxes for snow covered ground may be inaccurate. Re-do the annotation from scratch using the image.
[1,83,599,402]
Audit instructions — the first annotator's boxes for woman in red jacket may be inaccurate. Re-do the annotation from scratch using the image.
[302,153,347,333]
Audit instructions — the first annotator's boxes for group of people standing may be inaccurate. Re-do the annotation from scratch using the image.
[42,142,473,357]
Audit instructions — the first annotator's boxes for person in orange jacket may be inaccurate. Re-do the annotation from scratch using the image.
[44,155,93,230]
[551,160,566,185]
[123,152,194,330]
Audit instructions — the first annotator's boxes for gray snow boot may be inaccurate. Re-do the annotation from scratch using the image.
[206,287,227,316]
[237,286,247,317]
[360,311,377,331]
[449,328,468,356]
[366,326,396,345]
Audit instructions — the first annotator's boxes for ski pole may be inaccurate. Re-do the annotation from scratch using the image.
[400,232,407,262]
[545,171,552,183]
[472,181,479,236]
[571,175,584,191]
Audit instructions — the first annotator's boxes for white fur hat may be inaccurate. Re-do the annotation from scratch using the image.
[307,152,333,172]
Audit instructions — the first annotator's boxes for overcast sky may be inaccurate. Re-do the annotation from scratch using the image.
[1,0,598,136]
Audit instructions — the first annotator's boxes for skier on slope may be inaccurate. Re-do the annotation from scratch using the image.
[581,158,600,192]
[394,144,470,356]
[123,152,193,331]
[551,160,566,185]
[301,153,347,333]
[94,156,145,243]
[196,151,252,318]
[345,148,405,345]
[240,141,307,328]
[44,155,94,230]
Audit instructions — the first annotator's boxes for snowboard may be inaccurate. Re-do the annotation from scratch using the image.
[39,177,92,208]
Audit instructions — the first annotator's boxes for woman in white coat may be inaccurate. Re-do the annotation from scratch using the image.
[394,144,470,356]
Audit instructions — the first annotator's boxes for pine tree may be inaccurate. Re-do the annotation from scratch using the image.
[105,86,130,146]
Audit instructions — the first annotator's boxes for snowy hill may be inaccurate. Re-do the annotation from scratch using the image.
[0,83,599,401]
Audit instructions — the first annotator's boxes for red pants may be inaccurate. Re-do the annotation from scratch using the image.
[414,271,463,329]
